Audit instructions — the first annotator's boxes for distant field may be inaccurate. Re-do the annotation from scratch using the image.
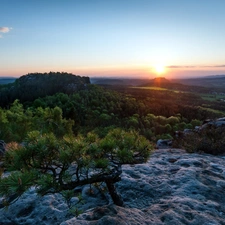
[200,93,225,102]
[201,106,225,116]
[133,87,225,103]
[131,86,180,93]
[132,86,169,91]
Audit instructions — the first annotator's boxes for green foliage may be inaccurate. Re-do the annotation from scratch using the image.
[36,174,55,195]
[94,158,109,169]
[0,129,152,206]
[3,83,216,141]
[0,101,74,142]
[101,128,151,163]
[191,119,202,127]
[167,116,180,126]
[180,126,225,155]
[156,133,173,141]
[69,206,83,217]
[61,190,75,207]
[0,72,90,107]
[0,170,38,202]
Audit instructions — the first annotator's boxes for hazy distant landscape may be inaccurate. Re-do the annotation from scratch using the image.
[2,75,225,89]
[0,77,16,85]
[91,75,225,89]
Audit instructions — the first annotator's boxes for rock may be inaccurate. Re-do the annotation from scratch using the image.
[156,139,172,149]
[0,188,70,225]
[2,149,225,224]
[62,149,225,224]
[0,184,108,224]
[201,117,225,129]
[60,204,156,225]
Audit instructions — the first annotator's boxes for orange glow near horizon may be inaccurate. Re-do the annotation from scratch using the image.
[2,64,225,80]
[153,65,166,77]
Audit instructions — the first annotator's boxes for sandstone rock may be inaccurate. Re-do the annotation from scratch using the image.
[1,149,225,224]
[156,139,172,149]
[62,149,225,224]
[0,188,70,225]
[0,184,109,224]
[201,117,225,129]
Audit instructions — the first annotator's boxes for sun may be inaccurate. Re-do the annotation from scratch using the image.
[154,65,166,75]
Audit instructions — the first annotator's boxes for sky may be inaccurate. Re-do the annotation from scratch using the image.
[1,0,225,79]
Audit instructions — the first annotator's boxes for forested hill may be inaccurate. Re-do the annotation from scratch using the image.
[0,72,90,107]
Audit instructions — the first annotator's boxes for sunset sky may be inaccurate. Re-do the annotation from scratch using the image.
[1,0,225,79]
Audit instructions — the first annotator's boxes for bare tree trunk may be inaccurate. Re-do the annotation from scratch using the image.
[105,179,123,206]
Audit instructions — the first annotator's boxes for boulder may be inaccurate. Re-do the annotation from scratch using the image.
[201,117,225,129]
[156,139,172,149]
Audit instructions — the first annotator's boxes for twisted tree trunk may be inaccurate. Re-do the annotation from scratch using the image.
[105,179,123,206]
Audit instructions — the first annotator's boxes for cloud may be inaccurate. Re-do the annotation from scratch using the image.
[166,65,225,69]
[167,65,197,69]
[0,27,12,33]
[207,65,225,68]
[0,27,12,38]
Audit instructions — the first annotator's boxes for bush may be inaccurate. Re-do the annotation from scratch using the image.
[180,126,225,155]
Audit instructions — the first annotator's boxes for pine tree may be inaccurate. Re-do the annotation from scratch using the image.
[0,128,152,207]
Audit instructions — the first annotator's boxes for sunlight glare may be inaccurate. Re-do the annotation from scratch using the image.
[154,65,165,75]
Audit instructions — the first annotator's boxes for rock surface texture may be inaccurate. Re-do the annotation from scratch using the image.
[1,148,225,224]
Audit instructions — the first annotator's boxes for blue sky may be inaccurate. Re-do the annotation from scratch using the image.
[1,0,225,78]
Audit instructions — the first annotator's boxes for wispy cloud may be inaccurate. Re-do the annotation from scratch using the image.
[207,65,225,68]
[166,65,225,69]
[167,65,197,69]
[0,27,12,38]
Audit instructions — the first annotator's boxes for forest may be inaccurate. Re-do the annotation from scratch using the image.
[0,72,225,208]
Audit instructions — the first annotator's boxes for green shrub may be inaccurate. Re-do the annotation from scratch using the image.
[180,126,225,155]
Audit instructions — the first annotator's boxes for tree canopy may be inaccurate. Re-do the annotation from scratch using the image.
[0,72,90,107]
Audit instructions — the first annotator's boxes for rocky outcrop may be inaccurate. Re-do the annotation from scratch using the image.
[201,117,225,129]
[1,149,225,224]
[0,188,70,224]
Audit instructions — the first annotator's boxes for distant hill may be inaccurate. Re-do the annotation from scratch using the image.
[0,72,90,107]
[203,75,225,79]
[91,76,225,91]
[0,77,17,85]
[91,76,212,93]
[140,77,178,88]
[146,77,171,85]
[138,77,212,93]
[173,75,225,90]
[90,78,151,86]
